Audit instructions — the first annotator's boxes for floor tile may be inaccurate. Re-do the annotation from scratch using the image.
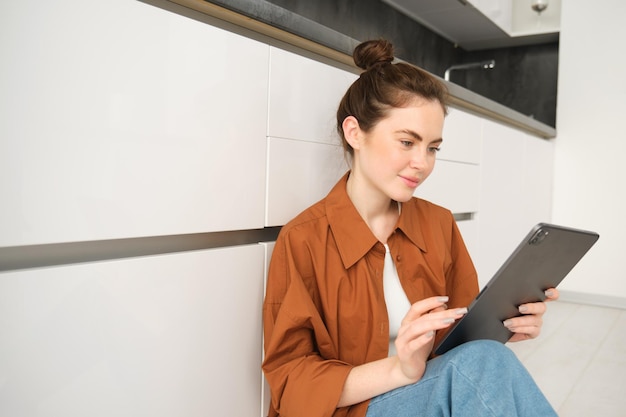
[508,302,622,411]
[556,310,626,416]
[507,301,580,361]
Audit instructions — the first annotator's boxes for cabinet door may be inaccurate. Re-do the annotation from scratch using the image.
[266,137,348,226]
[0,245,265,417]
[267,47,357,144]
[416,160,481,215]
[521,134,555,230]
[477,120,529,285]
[418,106,482,214]
[441,107,482,164]
[0,0,269,246]
[472,120,555,288]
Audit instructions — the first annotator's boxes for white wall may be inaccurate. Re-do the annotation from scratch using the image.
[552,0,626,303]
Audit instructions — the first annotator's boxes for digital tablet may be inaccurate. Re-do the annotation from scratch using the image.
[433,223,599,355]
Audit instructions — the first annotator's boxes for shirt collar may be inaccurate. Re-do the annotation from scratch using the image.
[326,172,427,269]
[396,200,428,253]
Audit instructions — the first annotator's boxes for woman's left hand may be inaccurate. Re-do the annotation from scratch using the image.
[504,288,560,342]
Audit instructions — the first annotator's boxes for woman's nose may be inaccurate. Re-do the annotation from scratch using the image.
[409,149,427,170]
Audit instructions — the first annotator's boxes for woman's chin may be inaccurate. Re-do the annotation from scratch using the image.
[392,191,416,203]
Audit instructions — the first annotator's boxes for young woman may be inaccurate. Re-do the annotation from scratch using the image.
[262,39,558,417]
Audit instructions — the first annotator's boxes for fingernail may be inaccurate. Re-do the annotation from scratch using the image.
[455,308,468,315]
[437,296,449,303]
[426,330,435,338]
[503,320,513,328]
[545,290,554,297]
[442,318,455,324]
[519,305,529,313]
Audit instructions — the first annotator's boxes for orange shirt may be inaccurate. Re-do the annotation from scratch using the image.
[262,172,479,417]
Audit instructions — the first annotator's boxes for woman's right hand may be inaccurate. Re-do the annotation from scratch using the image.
[394,296,467,382]
[338,296,468,407]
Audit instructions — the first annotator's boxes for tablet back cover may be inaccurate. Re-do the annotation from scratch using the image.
[434,223,599,355]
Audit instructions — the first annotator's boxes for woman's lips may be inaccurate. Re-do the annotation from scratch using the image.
[400,175,420,188]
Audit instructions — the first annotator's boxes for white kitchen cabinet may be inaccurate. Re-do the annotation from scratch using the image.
[416,160,481,215]
[266,137,348,226]
[476,120,554,287]
[476,120,526,285]
[0,244,265,417]
[420,106,483,264]
[415,157,481,266]
[0,0,269,247]
[521,133,555,230]
[267,46,357,144]
[441,106,483,164]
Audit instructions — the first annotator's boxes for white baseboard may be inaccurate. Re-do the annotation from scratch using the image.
[558,290,626,310]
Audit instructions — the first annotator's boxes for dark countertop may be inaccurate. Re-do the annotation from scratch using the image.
[168,0,556,139]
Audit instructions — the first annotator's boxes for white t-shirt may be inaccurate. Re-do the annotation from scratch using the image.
[383,243,411,356]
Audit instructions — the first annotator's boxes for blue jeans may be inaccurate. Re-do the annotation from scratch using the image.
[366,340,557,417]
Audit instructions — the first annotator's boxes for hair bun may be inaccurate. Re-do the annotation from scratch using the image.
[353,39,395,70]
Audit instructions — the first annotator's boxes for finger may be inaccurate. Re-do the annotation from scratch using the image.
[503,315,542,332]
[508,332,536,342]
[405,329,438,351]
[399,307,468,340]
[430,303,448,313]
[517,300,547,315]
[544,288,560,301]
[395,326,436,356]
[506,324,541,339]
[402,296,449,324]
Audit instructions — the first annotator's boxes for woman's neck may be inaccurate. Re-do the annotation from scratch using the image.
[346,173,399,243]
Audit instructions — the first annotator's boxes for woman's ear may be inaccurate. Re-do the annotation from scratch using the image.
[342,116,362,150]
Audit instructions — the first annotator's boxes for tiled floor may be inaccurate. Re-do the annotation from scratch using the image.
[506,301,626,416]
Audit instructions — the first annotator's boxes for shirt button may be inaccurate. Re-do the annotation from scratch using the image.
[396,255,401,262]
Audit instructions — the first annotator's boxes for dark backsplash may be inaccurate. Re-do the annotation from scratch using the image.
[266,0,558,127]
[458,44,558,127]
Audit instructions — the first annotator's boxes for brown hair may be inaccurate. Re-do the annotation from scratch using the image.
[337,39,448,158]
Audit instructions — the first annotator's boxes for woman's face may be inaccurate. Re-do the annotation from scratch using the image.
[353,98,445,203]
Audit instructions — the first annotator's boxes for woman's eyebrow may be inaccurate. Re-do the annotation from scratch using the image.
[396,130,443,144]
[396,129,422,140]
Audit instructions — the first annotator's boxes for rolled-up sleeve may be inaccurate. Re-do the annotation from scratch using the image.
[445,218,479,309]
[262,230,354,417]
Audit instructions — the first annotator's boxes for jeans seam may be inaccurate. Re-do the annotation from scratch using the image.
[369,362,500,415]
[448,361,499,417]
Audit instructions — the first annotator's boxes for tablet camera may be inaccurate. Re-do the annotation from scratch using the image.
[529,229,549,245]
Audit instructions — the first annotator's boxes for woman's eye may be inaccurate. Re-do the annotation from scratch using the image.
[429,147,441,153]
[400,140,413,147]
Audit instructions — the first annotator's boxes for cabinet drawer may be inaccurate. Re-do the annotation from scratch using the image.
[266,137,348,226]
[0,244,265,417]
[0,3,269,246]
[415,160,480,214]
[440,107,482,164]
[268,47,357,144]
